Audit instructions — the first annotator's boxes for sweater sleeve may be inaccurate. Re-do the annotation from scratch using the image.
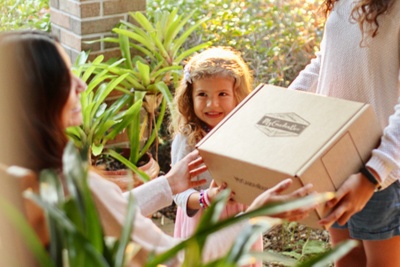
[171,134,199,217]
[367,96,400,188]
[89,171,183,265]
[122,176,173,217]
[288,38,324,93]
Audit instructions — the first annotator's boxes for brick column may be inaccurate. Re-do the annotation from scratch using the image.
[49,0,146,63]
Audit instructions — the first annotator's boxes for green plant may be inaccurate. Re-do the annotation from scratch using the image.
[84,8,211,171]
[67,52,134,158]
[67,51,155,182]
[145,190,356,267]
[0,142,139,267]
[1,143,356,267]
[282,232,331,263]
[103,9,210,90]
[147,0,324,87]
[0,0,51,32]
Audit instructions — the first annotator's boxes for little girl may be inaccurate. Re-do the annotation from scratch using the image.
[170,46,263,266]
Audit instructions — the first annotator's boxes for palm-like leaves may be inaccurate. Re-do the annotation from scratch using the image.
[145,190,355,267]
[1,149,356,266]
[69,8,209,173]
[67,52,138,159]
[23,142,140,267]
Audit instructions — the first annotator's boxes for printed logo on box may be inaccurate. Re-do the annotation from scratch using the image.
[256,113,309,137]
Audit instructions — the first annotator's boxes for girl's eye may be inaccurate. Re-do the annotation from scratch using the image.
[198,92,206,97]
[219,92,228,96]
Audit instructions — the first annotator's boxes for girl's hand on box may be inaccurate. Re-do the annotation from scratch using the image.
[246,178,314,222]
[207,180,236,203]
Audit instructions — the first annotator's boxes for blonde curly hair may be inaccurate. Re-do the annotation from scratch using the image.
[170,46,253,147]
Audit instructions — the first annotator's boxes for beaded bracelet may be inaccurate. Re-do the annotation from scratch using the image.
[199,189,208,209]
[359,166,382,190]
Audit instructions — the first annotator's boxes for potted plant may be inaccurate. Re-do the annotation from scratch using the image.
[66,52,159,189]
[72,8,212,187]
[99,8,211,171]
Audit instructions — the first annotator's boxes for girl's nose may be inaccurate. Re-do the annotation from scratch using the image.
[207,96,219,107]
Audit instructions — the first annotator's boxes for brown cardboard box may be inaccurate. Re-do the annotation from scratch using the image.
[196,84,382,228]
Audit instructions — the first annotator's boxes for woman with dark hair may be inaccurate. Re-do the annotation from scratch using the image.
[0,30,315,266]
[289,0,400,266]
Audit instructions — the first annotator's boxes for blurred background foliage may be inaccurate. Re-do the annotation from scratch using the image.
[0,0,325,86]
[147,0,325,87]
[0,0,51,32]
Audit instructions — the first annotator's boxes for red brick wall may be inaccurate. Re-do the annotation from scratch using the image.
[50,0,146,63]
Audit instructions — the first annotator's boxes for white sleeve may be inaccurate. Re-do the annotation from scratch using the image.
[170,133,190,166]
[170,134,199,217]
[288,38,325,93]
[367,96,400,188]
[88,171,183,265]
[123,176,173,217]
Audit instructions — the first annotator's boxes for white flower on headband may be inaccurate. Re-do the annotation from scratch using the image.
[184,64,192,84]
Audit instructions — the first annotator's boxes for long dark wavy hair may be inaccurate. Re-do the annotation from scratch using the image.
[0,30,71,171]
[323,0,395,38]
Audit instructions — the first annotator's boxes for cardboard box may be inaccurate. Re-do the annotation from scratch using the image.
[196,84,382,228]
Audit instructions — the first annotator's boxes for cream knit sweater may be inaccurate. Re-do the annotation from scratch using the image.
[289,0,400,188]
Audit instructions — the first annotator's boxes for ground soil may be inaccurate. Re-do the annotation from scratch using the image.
[158,203,331,267]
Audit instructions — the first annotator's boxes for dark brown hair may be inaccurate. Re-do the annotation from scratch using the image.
[0,30,71,171]
[323,0,395,38]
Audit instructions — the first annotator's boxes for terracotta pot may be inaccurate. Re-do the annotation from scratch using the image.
[100,152,160,192]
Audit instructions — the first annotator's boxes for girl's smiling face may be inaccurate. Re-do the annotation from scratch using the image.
[192,76,237,129]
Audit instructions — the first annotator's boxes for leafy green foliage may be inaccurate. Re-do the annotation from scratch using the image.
[103,9,210,90]
[0,142,139,266]
[23,142,140,266]
[66,51,151,182]
[67,52,136,157]
[89,8,210,169]
[0,0,51,32]
[146,190,355,267]
[0,189,53,267]
[147,0,324,87]
[1,146,355,267]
